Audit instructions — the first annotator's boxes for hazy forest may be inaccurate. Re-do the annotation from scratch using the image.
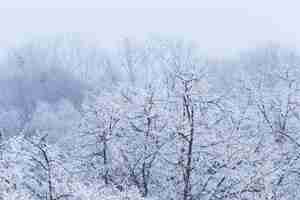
[1,36,300,200]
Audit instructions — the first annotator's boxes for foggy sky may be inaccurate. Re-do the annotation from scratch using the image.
[0,1,299,57]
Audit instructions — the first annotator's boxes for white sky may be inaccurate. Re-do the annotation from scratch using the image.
[0,0,299,57]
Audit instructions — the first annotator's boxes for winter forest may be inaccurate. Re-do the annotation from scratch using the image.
[1,36,300,200]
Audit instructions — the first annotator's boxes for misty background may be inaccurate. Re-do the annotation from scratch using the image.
[0,3,299,57]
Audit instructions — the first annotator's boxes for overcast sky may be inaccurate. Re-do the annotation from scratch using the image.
[0,0,299,57]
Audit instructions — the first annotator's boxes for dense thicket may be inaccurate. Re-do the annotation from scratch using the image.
[1,37,300,200]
